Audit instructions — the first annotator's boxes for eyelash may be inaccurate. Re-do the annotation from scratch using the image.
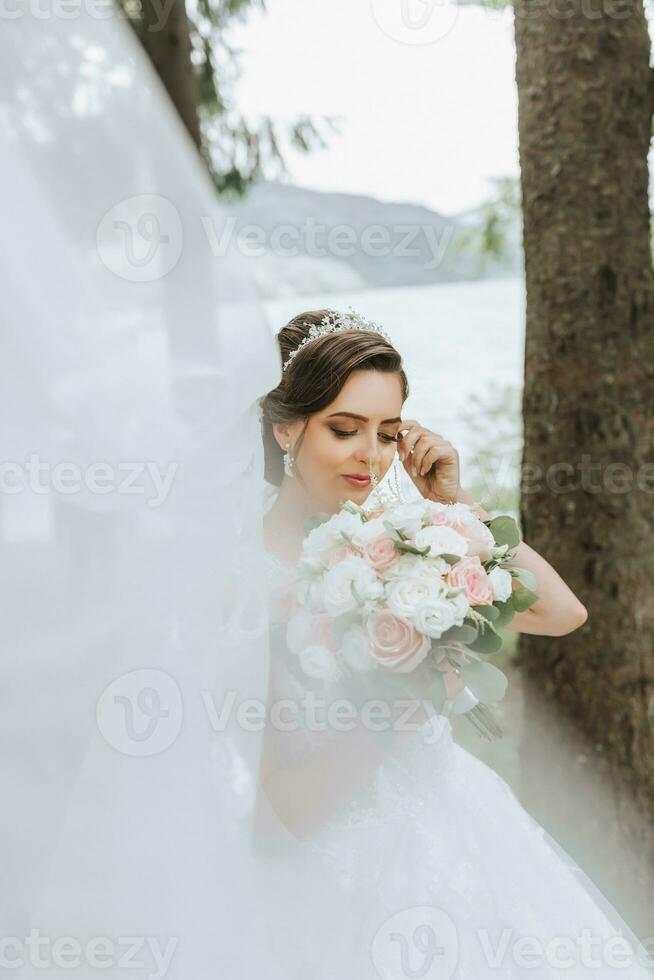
[330,427,399,443]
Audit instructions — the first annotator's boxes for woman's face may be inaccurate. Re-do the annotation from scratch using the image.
[278,369,405,514]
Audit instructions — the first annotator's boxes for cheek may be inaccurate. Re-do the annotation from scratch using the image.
[313,433,350,470]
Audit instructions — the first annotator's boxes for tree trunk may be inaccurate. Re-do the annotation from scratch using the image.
[513,0,654,844]
[138,0,203,153]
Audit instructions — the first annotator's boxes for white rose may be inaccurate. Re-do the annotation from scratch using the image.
[386,571,443,621]
[489,566,513,603]
[330,509,365,536]
[445,501,477,521]
[299,645,342,682]
[422,555,451,578]
[383,553,424,580]
[414,597,457,639]
[413,525,468,559]
[296,575,326,612]
[382,501,425,538]
[323,556,382,617]
[450,591,470,624]
[453,514,496,562]
[351,515,388,547]
[340,625,375,673]
[302,511,362,560]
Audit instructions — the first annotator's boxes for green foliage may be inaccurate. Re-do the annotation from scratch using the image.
[118,0,338,196]
[464,624,503,654]
[456,175,522,266]
[487,515,521,549]
[459,658,508,703]
[511,586,539,613]
[191,0,339,196]
[491,598,515,629]
[458,383,523,522]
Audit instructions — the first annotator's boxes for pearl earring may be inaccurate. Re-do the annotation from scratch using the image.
[283,443,295,478]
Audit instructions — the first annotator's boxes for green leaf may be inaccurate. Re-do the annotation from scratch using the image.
[512,587,539,613]
[459,660,508,703]
[383,520,403,542]
[492,599,516,628]
[439,552,465,565]
[431,673,449,714]
[465,626,503,654]
[508,566,538,591]
[475,604,500,622]
[396,540,430,557]
[488,515,521,549]
[439,624,479,645]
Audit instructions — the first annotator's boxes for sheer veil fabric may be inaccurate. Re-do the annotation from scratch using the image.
[2,12,653,980]
[0,12,285,980]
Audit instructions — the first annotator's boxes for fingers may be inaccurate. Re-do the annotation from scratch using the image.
[406,432,436,475]
[397,421,425,461]
[417,443,441,477]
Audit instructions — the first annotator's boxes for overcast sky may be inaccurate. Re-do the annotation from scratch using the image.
[232,0,520,216]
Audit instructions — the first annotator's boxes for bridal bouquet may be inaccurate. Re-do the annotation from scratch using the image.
[282,497,539,741]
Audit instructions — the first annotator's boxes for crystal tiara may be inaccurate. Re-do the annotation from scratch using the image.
[282,307,391,373]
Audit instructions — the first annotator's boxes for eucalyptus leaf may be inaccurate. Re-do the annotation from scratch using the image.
[466,626,503,654]
[439,553,465,565]
[439,624,479,645]
[492,598,516,628]
[459,660,508,703]
[488,515,521,549]
[383,520,403,542]
[475,604,500,622]
[396,540,430,556]
[508,566,538,591]
[512,587,539,613]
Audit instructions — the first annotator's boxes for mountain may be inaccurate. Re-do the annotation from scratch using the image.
[221,180,522,299]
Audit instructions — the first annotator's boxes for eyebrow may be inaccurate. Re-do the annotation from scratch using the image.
[327,412,402,425]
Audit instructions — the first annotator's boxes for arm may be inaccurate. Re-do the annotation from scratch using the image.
[457,488,588,637]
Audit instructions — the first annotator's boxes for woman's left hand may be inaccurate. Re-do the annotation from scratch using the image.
[397,420,461,504]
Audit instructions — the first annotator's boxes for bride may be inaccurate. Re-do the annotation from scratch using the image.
[255,309,652,979]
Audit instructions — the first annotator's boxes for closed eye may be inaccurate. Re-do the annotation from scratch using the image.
[330,427,399,443]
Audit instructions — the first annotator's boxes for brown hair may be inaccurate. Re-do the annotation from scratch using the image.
[259,309,409,486]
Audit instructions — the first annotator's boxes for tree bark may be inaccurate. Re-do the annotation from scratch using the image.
[138,0,203,152]
[513,0,654,840]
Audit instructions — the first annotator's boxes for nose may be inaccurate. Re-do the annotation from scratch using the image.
[357,433,381,474]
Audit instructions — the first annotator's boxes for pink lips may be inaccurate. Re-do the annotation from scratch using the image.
[342,474,371,488]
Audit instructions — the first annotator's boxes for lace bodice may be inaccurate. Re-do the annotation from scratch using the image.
[261,547,459,841]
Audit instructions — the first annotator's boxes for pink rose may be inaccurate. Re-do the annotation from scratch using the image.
[451,519,495,562]
[362,536,398,573]
[424,503,457,527]
[366,610,431,673]
[447,556,494,606]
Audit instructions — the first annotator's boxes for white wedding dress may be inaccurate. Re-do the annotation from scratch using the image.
[255,549,653,979]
